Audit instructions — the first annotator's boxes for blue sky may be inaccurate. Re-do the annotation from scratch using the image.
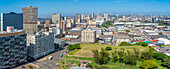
[0,0,170,17]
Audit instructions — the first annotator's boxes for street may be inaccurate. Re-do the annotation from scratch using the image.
[33,47,67,69]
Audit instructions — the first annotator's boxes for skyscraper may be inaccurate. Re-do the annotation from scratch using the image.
[1,12,23,31]
[104,13,108,21]
[52,13,61,23]
[91,12,94,18]
[22,6,38,34]
[59,20,66,34]
[76,13,81,22]
[81,14,85,19]
[97,12,101,17]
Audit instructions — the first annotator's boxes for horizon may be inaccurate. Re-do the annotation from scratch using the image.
[0,0,170,17]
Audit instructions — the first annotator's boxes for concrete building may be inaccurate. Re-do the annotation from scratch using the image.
[76,13,81,22]
[49,24,63,37]
[81,28,96,43]
[96,17,105,26]
[104,13,108,21]
[1,12,23,31]
[59,20,66,34]
[0,27,27,69]
[22,6,38,34]
[54,38,65,49]
[52,13,61,23]
[91,12,94,19]
[81,14,85,19]
[97,12,101,17]
[45,20,52,24]
[70,28,82,36]
[27,31,55,59]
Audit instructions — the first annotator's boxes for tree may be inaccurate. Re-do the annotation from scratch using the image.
[126,30,130,32]
[28,65,33,69]
[162,59,170,68]
[133,48,140,60]
[124,50,137,65]
[112,51,118,62]
[100,48,110,64]
[92,48,110,64]
[134,42,148,47]
[119,42,132,46]
[67,44,81,50]
[141,60,158,69]
[92,49,100,64]
[141,48,153,60]
[153,53,167,60]
[105,47,112,51]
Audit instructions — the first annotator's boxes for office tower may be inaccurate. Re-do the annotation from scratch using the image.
[104,13,108,21]
[59,20,66,34]
[0,27,27,69]
[49,24,63,36]
[76,13,81,22]
[97,12,101,17]
[1,12,23,31]
[81,14,85,19]
[81,28,96,43]
[64,17,67,20]
[27,31,54,59]
[152,17,156,23]
[87,15,90,18]
[52,13,61,23]
[91,12,94,18]
[22,6,38,34]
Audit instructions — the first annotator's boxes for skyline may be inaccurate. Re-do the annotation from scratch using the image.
[0,0,170,17]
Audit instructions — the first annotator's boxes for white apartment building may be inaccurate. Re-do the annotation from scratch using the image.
[27,31,55,59]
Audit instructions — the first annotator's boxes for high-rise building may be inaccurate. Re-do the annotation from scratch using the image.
[22,6,38,34]
[52,13,61,23]
[104,13,108,21]
[91,13,94,18]
[1,12,23,31]
[87,15,90,19]
[152,17,157,23]
[27,31,54,59]
[59,20,66,34]
[76,13,81,22]
[81,14,85,19]
[97,12,101,17]
[0,27,27,69]
[81,28,96,43]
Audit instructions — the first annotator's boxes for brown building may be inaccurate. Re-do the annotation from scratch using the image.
[59,21,66,34]
[22,6,38,34]
[45,20,52,24]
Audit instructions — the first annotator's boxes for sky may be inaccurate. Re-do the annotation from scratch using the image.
[0,0,170,17]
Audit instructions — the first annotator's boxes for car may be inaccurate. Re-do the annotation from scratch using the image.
[166,49,169,51]
[48,56,53,60]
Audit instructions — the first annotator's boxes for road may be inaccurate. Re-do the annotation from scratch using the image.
[134,28,151,41]
[113,26,118,46]
[32,47,67,69]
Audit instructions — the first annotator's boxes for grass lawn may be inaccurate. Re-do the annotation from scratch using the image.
[72,43,148,58]
[64,44,168,69]
[68,49,80,55]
